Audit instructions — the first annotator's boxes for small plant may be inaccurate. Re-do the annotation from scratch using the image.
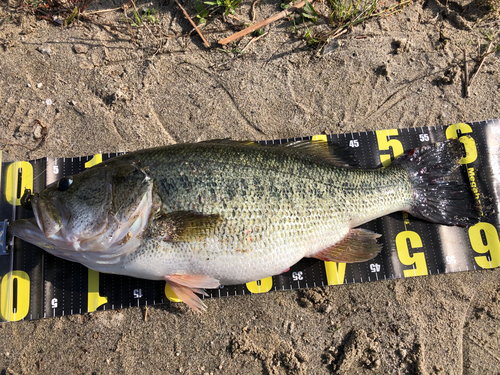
[64,6,78,26]
[195,0,242,24]
[252,28,265,37]
[302,0,319,23]
[217,44,242,54]
[195,0,209,24]
[328,0,378,28]
[481,28,494,41]
[130,7,159,26]
[202,0,242,16]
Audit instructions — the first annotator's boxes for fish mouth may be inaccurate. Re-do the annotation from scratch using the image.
[31,194,63,238]
[8,193,65,251]
[9,217,56,249]
[8,217,90,263]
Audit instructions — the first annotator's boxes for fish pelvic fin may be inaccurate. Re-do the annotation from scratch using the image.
[393,138,481,227]
[164,274,220,312]
[310,228,382,263]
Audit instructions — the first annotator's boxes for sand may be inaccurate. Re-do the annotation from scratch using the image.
[1,0,500,373]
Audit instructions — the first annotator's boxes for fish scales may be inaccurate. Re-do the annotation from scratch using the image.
[116,143,413,284]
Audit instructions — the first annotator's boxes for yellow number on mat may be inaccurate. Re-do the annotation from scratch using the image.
[165,283,182,302]
[5,162,33,206]
[395,231,428,277]
[445,123,477,164]
[85,154,103,168]
[0,271,30,321]
[84,156,109,311]
[469,223,500,269]
[325,262,346,285]
[313,135,349,286]
[246,277,273,293]
[87,269,108,312]
[376,129,404,167]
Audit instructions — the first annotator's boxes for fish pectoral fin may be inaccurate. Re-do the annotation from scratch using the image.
[164,274,220,312]
[310,228,382,263]
[157,211,223,242]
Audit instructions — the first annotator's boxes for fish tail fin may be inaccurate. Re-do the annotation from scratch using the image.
[392,138,480,227]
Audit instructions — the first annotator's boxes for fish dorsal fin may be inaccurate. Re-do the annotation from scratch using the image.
[197,139,258,146]
[280,139,357,168]
[309,228,382,263]
[155,211,223,242]
[198,138,356,168]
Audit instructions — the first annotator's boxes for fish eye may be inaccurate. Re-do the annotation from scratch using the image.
[57,177,73,191]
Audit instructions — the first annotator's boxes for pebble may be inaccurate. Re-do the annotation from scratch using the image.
[46,99,53,106]
[36,46,51,55]
[73,44,88,54]
[33,125,43,139]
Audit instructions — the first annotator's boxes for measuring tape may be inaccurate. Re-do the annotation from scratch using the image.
[0,120,499,321]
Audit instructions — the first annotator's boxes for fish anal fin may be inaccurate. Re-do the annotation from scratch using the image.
[311,228,382,263]
[164,274,220,312]
[155,211,223,242]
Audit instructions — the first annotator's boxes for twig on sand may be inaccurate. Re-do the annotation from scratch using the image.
[144,306,149,321]
[241,31,268,52]
[0,139,35,151]
[217,31,268,67]
[218,0,306,45]
[468,41,493,90]
[463,41,494,98]
[251,0,262,23]
[174,0,210,48]
[463,49,469,98]
[86,6,123,14]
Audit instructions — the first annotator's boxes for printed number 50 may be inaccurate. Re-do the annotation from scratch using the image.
[376,130,404,167]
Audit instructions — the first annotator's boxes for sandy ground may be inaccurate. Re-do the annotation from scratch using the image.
[1,0,500,373]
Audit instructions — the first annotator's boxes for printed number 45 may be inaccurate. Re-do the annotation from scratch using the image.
[349,139,359,148]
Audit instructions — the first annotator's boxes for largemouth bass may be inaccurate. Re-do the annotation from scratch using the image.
[9,139,479,311]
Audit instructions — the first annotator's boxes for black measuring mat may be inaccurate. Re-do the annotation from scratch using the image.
[0,120,498,321]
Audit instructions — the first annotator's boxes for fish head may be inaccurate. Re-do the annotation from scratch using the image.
[9,162,154,265]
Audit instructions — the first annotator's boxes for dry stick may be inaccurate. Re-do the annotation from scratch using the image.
[86,7,123,14]
[217,32,268,67]
[251,0,262,23]
[87,0,134,14]
[218,0,306,45]
[122,3,137,43]
[463,49,469,98]
[0,139,34,151]
[174,0,210,48]
[330,28,347,40]
[242,31,268,52]
[468,41,493,90]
